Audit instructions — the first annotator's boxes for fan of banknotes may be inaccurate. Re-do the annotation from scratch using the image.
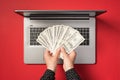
[36,25,85,59]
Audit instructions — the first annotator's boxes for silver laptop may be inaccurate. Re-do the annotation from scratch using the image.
[15,10,106,64]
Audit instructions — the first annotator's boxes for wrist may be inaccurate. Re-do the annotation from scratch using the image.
[64,66,74,72]
[47,66,56,72]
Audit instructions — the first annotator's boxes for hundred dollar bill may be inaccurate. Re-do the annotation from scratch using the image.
[36,37,49,50]
[57,26,77,48]
[36,25,85,59]
[52,25,58,51]
[53,25,69,54]
[40,28,52,51]
[62,31,85,53]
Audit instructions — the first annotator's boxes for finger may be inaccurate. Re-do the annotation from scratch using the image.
[54,48,61,58]
[45,49,50,53]
[44,49,51,57]
[69,50,76,59]
[61,47,68,57]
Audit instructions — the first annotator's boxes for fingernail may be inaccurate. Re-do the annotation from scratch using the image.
[57,48,61,51]
[61,47,64,50]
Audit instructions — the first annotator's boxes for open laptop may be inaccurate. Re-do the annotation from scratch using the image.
[15,10,106,64]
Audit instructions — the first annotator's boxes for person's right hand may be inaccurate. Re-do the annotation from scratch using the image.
[61,47,76,72]
[44,48,61,72]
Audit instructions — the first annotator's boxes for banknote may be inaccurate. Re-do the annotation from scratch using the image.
[54,25,69,52]
[36,25,85,59]
[62,31,85,53]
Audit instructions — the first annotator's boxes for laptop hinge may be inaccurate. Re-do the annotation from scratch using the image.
[30,14,89,20]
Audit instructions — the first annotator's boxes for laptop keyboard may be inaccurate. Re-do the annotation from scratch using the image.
[30,27,89,46]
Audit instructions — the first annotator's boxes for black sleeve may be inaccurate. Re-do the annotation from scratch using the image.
[65,68,81,80]
[40,69,55,80]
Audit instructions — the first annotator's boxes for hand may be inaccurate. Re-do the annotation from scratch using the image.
[61,47,76,72]
[44,48,61,72]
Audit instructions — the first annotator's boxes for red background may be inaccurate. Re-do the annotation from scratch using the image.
[0,0,120,80]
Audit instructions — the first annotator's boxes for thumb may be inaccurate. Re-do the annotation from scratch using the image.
[44,49,51,57]
[69,50,76,59]
[61,47,68,57]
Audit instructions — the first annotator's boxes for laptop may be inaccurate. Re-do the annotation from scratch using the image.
[15,10,106,64]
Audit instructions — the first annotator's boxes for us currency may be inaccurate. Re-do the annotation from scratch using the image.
[57,26,77,49]
[53,25,69,53]
[62,31,85,53]
[41,29,53,50]
[36,25,85,59]
[45,27,54,51]
[36,37,49,49]
[52,26,58,51]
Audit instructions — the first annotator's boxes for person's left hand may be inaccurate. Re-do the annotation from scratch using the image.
[44,48,61,72]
